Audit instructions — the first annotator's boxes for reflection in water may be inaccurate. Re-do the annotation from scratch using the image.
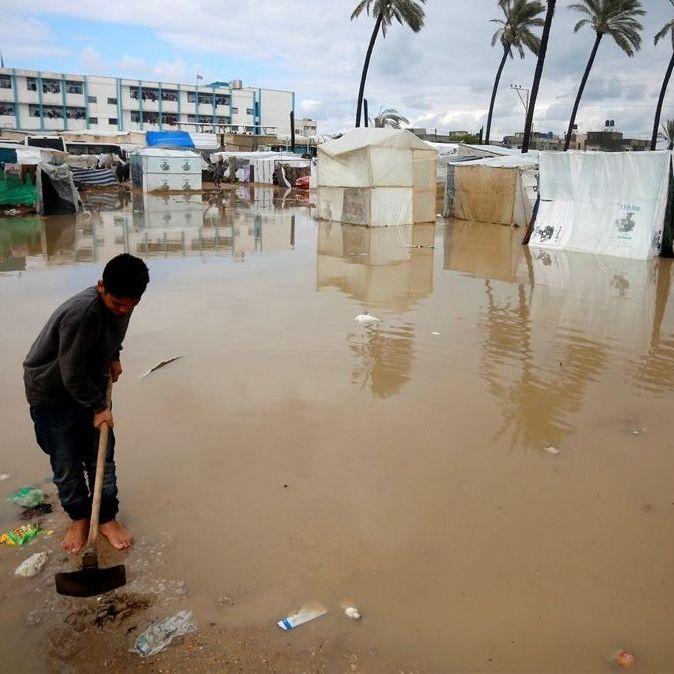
[317,221,435,400]
[0,186,302,270]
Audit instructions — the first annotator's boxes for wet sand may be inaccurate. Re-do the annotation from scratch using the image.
[1,187,674,672]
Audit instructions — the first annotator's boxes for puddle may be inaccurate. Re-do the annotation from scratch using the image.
[1,190,674,672]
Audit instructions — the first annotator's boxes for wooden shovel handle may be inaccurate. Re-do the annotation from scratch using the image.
[87,378,113,547]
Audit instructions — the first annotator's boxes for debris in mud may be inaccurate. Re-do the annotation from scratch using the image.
[141,356,183,378]
[431,331,440,336]
[0,522,42,546]
[627,427,646,437]
[14,551,49,577]
[543,446,561,456]
[21,500,53,520]
[0,474,10,482]
[344,606,361,620]
[355,312,381,325]
[132,609,197,657]
[278,602,327,630]
[614,648,636,668]
[7,486,45,508]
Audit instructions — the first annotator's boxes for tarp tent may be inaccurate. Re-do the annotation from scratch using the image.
[444,153,539,227]
[317,128,437,227]
[529,151,671,260]
[146,131,195,149]
[36,163,80,215]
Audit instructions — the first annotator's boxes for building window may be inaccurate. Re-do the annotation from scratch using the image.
[129,87,139,100]
[108,117,118,125]
[107,97,117,105]
[27,78,37,91]
[0,102,15,116]
[161,89,178,102]
[131,111,141,122]
[89,117,98,125]
[65,80,83,95]
[187,92,197,103]
[163,114,178,126]
[42,79,61,94]
[29,104,66,119]
[214,94,229,106]
[231,107,239,114]
[0,75,11,89]
[246,108,254,115]
[141,88,158,102]
[88,96,97,103]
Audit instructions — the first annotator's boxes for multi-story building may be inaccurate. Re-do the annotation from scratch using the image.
[294,117,317,138]
[503,131,565,151]
[0,68,296,136]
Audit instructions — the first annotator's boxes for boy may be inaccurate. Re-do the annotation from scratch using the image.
[24,253,149,553]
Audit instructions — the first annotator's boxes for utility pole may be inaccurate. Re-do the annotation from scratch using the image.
[511,84,530,121]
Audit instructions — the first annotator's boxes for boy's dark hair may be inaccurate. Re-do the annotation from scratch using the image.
[102,254,149,299]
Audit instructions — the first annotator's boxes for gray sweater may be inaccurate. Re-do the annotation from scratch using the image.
[23,286,131,412]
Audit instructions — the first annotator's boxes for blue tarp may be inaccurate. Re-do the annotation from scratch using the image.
[145,131,195,149]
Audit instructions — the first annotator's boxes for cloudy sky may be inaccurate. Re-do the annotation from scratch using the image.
[1,0,672,142]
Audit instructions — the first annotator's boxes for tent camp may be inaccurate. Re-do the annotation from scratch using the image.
[528,151,671,260]
[317,128,437,227]
[444,152,539,227]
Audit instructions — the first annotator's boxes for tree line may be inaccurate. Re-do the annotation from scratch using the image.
[351,0,674,152]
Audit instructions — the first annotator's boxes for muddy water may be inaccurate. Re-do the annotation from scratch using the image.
[1,188,674,672]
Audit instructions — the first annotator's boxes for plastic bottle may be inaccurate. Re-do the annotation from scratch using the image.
[277,602,327,631]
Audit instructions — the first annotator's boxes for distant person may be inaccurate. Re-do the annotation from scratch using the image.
[214,156,225,187]
[23,254,149,554]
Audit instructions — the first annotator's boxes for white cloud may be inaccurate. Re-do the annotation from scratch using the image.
[2,0,673,136]
[81,46,105,74]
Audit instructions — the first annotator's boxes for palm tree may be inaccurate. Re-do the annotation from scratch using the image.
[522,0,557,153]
[372,107,410,128]
[651,2,674,150]
[485,0,545,144]
[659,119,674,150]
[351,0,426,128]
[564,0,645,151]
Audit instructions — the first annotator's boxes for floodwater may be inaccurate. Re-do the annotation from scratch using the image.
[1,186,674,673]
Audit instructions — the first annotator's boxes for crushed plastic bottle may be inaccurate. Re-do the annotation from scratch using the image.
[344,606,361,620]
[14,551,49,577]
[355,312,381,325]
[132,610,197,657]
[277,602,327,630]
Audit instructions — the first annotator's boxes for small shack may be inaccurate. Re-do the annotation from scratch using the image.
[529,151,671,260]
[444,153,539,227]
[317,128,437,227]
[130,148,202,193]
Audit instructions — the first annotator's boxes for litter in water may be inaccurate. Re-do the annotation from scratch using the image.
[543,446,561,456]
[21,501,53,520]
[14,551,49,577]
[278,602,327,630]
[431,332,440,336]
[344,606,361,620]
[0,523,41,546]
[7,487,45,508]
[614,648,636,668]
[132,610,197,657]
[0,474,10,482]
[141,356,183,379]
[355,312,381,325]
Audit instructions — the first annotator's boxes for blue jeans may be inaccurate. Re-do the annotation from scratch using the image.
[30,403,119,523]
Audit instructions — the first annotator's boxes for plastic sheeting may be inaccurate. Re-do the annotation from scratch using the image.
[145,131,195,149]
[36,164,80,215]
[0,172,37,206]
[529,151,671,260]
[317,129,437,227]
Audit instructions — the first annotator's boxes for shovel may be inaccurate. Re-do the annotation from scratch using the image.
[55,379,126,597]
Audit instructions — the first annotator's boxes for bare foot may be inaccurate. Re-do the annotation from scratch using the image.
[99,520,134,550]
[61,519,89,554]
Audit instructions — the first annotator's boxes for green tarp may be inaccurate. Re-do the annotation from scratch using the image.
[0,172,37,206]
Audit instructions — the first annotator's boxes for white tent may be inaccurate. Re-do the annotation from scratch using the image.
[317,128,437,227]
[529,151,671,260]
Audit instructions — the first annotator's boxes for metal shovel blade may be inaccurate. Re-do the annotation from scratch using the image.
[55,564,126,597]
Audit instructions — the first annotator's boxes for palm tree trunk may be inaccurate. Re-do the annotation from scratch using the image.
[564,32,603,151]
[652,51,674,151]
[355,11,384,128]
[522,0,556,153]
[485,46,509,144]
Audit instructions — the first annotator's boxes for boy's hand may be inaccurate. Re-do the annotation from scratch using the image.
[109,360,122,383]
[94,408,114,429]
